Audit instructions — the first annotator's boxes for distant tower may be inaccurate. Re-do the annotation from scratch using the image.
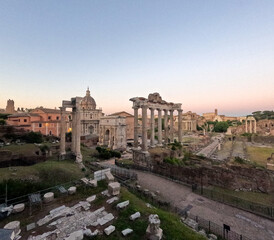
[215,109,218,116]
[6,99,15,113]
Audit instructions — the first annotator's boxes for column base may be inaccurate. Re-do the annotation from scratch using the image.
[75,153,82,163]
[59,152,66,160]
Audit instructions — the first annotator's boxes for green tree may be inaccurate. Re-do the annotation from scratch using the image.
[214,121,229,132]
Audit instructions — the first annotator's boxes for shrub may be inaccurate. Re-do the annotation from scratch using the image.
[234,156,245,164]
[163,157,184,166]
[22,131,43,143]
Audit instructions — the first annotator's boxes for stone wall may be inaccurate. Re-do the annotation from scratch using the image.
[151,161,274,193]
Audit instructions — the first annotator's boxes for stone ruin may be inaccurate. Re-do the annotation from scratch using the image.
[146,214,163,240]
[130,93,183,168]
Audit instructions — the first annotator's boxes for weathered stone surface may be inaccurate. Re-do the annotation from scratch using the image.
[209,233,218,240]
[122,228,133,236]
[43,192,54,203]
[106,196,119,204]
[26,223,36,231]
[130,212,141,221]
[105,171,114,182]
[83,229,99,237]
[98,213,114,225]
[86,195,96,203]
[4,221,21,235]
[116,200,129,209]
[13,203,25,213]
[183,217,198,231]
[146,214,163,240]
[108,182,121,196]
[198,229,207,237]
[94,168,111,181]
[104,225,115,235]
[89,179,98,187]
[68,186,77,195]
[101,189,110,197]
[65,230,83,240]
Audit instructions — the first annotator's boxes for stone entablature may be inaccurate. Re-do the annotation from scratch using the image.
[130,93,182,152]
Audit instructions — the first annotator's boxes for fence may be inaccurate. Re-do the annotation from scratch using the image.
[115,161,274,220]
[0,180,77,206]
[120,180,251,240]
[193,186,274,220]
[185,212,251,240]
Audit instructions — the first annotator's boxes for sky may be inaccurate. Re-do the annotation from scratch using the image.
[0,0,273,116]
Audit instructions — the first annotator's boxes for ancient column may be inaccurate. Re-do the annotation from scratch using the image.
[245,119,247,133]
[254,120,257,133]
[178,109,182,143]
[142,105,148,151]
[150,108,155,147]
[133,107,139,148]
[71,109,76,153]
[170,110,174,142]
[249,120,252,133]
[164,110,168,144]
[75,106,82,162]
[59,107,66,157]
[157,109,163,146]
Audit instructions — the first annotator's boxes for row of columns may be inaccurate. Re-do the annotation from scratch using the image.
[245,120,257,133]
[134,106,182,152]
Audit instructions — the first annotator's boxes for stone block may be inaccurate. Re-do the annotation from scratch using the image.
[98,213,114,225]
[209,233,218,240]
[130,212,141,221]
[105,171,115,182]
[183,218,198,231]
[89,179,98,187]
[122,228,133,236]
[26,222,36,231]
[4,221,21,236]
[116,200,129,209]
[106,196,119,204]
[108,182,121,196]
[86,195,96,203]
[104,225,115,235]
[65,230,83,240]
[68,186,77,195]
[44,192,54,203]
[13,203,25,213]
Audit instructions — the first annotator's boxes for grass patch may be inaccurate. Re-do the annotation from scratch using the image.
[210,186,274,206]
[1,143,39,155]
[246,146,274,167]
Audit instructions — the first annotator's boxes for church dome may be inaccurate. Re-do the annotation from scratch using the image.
[81,88,96,110]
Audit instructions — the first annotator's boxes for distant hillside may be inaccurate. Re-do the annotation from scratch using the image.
[251,111,274,121]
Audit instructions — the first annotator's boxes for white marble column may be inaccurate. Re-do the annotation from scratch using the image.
[164,110,168,144]
[142,105,148,151]
[59,107,66,156]
[170,110,174,143]
[254,120,257,133]
[157,109,163,146]
[150,108,155,147]
[133,107,139,148]
[178,109,182,143]
[245,120,248,133]
[75,107,82,162]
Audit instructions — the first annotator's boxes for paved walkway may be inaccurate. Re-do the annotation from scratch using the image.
[134,170,274,240]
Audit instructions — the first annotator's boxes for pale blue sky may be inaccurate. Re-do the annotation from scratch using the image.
[0,0,273,116]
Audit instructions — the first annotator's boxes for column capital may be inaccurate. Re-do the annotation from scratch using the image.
[133,106,139,110]
[60,106,66,111]
[177,109,183,113]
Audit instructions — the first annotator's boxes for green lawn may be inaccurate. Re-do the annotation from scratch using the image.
[0,159,85,182]
[246,146,274,167]
[1,143,39,155]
